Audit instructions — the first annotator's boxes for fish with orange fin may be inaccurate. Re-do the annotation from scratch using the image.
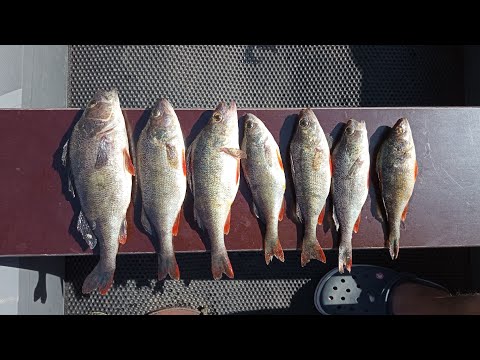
[290,109,331,267]
[137,98,186,280]
[376,118,417,260]
[332,119,370,273]
[241,113,286,265]
[186,101,246,280]
[62,89,135,295]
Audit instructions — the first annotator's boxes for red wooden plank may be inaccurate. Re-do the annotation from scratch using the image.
[1,108,479,256]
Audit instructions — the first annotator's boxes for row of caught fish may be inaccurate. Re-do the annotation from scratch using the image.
[62,89,417,295]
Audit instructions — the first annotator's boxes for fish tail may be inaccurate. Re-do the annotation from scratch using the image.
[264,223,284,265]
[211,247,234,280]
[82,262,115,295]
[301,224,326,267]
[158,253,180,281]
[388,225,400,260]
[338,234,353,274]
[157,231,180,280]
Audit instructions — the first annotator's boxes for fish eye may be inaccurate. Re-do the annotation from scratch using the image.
[396,126,405,134]
[246,121,255,129]
[212,112,222,122]
[88,100,97,108]
[152,109,161,118]
[299,118,309,127]
[346,126,355,135]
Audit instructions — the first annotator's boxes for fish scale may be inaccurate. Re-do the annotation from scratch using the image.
[241,113,286,265]
[290,109,331,267]
[376,118,417,260]
[137,98,186,281]
[64,89,134,295]
[332,118,370,273]
[187,101,246,280]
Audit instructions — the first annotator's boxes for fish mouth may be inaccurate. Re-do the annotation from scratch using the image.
[85,89,120,121]
[214,100,238,123]
[93,88,120,105]
[393,117,410,135]
[299,108,315,119]
[150,98,176,127]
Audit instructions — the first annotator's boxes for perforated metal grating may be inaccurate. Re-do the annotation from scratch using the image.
[65,249,471,315]
[66,45,467,315]
[68,45,464,109]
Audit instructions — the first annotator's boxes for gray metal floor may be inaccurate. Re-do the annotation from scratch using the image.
[65,45,470,315]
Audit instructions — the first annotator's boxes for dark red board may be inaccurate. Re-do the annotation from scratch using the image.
[1,108,478,256]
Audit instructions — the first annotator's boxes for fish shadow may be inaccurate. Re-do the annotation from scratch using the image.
[51,110,98,254]
[369,125,391,245]
[321,122,347,250]
[279,113,304,250]
[237,114,268,249]
[183,110,214,251]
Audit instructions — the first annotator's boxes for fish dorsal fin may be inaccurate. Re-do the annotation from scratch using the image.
[141,207,153,235]
[332,204,339,231]
[252,202,260,219]
[119,218,127,244]
[295,201,303,223]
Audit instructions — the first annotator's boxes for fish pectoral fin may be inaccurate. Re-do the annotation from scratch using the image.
[402,203,409,222]
[124,148,135,176]
[95,136,114,169]
[347,156,365,179]
[224,208,232,235]
[332,205,339,231]
[61,139,69,167]
[119,218,127,244]
[414,160,418,181]
[279,198,286,222]
[264,143,274,167]
[318,205,326,225]
[353,214,361,233]
[141,207,153,235]
[172,208,182,236]
[165,143,179,169]
[220,147,247,159]
[77,211,97,249]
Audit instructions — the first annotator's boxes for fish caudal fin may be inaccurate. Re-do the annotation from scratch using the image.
[338,242,352,274]
[265,224,285,265]
[158,253,180,281]
[82,263,115,295]
[301,238,326,267]
[388,229,400,260]
[211,251,234,280]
